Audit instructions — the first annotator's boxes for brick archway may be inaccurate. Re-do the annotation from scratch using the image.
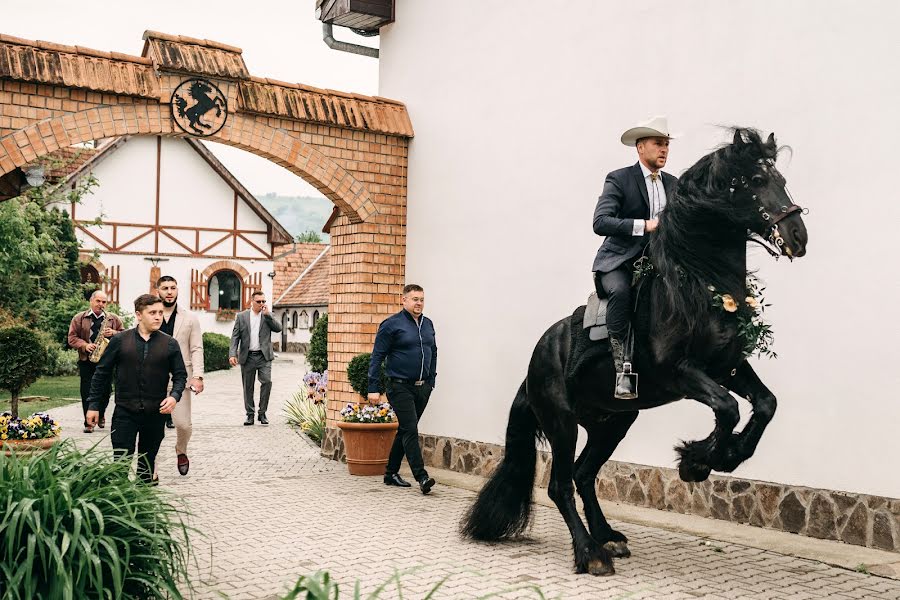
[0,31,413,422]
[201,260,249,281]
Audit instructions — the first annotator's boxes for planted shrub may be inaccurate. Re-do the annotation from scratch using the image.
[203,332,231,372]
[0,327,47,418]
[0,440,193,599]
[307,313,328,373]
[346,352,387,398]
[284,371,328,445]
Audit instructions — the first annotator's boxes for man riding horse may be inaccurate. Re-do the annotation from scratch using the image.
[593,116,678,399]
[461,125,809,576]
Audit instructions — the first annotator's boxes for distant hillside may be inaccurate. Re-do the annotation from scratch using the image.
[256,193,332,243]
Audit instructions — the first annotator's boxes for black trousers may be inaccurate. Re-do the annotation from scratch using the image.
[79,360,110,425]
[594,265,633,342]
[385,381,432,480]
[110,404,166,483]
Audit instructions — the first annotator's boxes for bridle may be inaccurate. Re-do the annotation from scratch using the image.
[730,160,808,261]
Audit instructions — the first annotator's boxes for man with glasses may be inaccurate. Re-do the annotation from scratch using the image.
[229,291,282,425]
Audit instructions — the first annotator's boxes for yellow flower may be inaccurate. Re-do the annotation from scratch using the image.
[745,296,760,309]
[721,294,738,312]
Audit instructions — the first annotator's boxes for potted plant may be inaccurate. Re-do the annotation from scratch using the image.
[1,411,62,454]
[337,353,396,476]
[215,307,237,321]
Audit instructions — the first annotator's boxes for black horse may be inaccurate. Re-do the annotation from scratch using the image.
[460,129,808,576]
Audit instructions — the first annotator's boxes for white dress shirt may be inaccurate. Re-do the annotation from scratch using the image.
[631,162,668,236]
[249,309,261,351]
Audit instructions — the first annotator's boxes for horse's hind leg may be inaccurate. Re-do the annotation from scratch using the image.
[574,412,639,558]
[541,407,615,576]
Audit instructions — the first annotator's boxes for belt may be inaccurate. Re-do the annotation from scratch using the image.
[390,377,425,386]
[248,350,264,355]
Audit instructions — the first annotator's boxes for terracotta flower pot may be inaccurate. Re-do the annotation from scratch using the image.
[336,421,399,476]
[2,437,58,456]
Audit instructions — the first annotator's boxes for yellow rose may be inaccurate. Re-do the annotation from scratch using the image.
[721,294,738,312]
[745,296,760,309]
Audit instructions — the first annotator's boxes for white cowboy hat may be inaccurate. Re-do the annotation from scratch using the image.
[620,116,678,146]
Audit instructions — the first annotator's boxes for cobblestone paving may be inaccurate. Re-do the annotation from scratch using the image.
[55,359,900,600]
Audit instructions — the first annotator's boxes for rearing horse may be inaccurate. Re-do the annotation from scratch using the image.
[460,129,809,576]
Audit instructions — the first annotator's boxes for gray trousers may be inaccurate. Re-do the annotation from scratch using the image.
[241,353,273,417]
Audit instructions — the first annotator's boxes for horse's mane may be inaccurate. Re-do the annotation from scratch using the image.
[649,128,778,343]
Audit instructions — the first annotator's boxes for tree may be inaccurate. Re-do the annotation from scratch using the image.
[307,314,328,373]
[0,327,47,418]
[295,229,322,243]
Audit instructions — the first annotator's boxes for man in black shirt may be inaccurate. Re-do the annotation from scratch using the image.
[86,294,187,484]
[368,284,438,495]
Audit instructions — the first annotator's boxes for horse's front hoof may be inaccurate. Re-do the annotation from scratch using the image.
[679,460,712,482]
[575,544,615,576]
[603,540,631,558]
[587,558,615,576]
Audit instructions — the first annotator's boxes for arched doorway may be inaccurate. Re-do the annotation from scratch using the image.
[0,31,412,427]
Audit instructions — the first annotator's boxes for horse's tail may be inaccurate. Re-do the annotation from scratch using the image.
[460,379,539,541]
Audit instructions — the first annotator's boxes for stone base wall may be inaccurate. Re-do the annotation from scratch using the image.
[321,428,900,552]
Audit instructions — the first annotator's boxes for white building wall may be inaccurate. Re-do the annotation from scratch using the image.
[379,0,900,498]
[273,307,325,351]
[69,136,278,340]
[90,252,274,338]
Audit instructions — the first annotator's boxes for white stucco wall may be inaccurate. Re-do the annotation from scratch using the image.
[273,307,326,350]
[379,1,900,497]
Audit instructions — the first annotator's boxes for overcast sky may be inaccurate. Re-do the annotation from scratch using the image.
[3,1,379,197]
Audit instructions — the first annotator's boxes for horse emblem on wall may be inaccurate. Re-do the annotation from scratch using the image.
[171,78,228,136]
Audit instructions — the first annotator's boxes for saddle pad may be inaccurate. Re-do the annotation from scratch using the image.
[583,291,609,341]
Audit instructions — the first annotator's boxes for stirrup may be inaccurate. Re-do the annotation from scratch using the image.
[615,361,639,400]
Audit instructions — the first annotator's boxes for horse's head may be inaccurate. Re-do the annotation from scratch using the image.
[726,129,809,259]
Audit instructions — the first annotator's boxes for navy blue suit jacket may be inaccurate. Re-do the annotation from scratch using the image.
[591,162,677,273]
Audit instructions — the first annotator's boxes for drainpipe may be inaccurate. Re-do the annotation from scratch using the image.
[322,23,379,59]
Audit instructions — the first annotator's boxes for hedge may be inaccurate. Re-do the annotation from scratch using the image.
[203,332,231,372]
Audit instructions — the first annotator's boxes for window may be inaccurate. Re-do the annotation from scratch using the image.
[81,264,100,286]
[299,310,309,329]
[292,311,298,329]
[311,310,320,329]
[208,270,242,310]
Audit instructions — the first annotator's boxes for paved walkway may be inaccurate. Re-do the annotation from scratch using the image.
[54,359,900,599]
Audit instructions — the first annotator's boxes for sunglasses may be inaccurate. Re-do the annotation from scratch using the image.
[254,300,267,304]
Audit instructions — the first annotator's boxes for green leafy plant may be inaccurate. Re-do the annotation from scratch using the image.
[279,568,553,600]
[307,313,328,373]
[346,353,387,399]
[0,327,48,418]
[285,371,327,445]
[708,273,776,359]
[0,440,194,599]
[203,332,232,372]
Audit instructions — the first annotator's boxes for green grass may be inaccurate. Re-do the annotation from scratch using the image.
[0,375,81,415]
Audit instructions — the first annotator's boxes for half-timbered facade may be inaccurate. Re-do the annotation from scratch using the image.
[57,134,291,335]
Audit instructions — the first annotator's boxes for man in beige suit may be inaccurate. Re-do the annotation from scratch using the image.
[156,276,204,476]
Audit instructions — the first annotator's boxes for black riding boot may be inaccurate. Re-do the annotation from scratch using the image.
[609,335,638,400]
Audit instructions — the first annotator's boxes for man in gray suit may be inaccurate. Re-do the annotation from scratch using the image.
[593,116,678,400]
[229,291,282,425]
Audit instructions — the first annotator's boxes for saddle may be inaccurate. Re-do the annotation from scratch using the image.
[583,292,610,341]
